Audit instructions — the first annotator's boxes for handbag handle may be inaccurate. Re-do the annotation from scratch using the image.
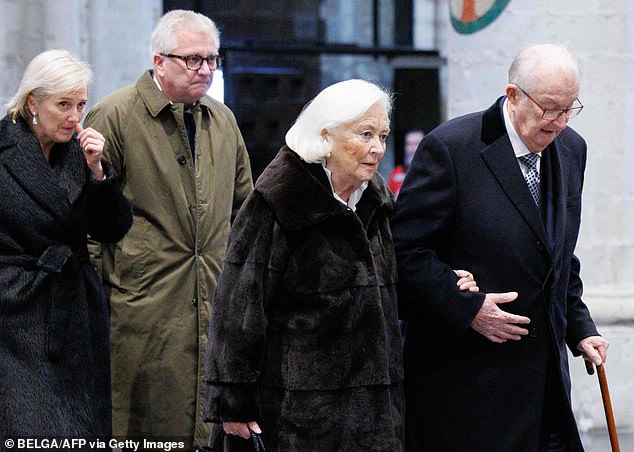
[198,427,266,452]
[248,428,266,452]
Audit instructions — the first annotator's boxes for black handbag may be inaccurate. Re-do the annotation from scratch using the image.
[197,427,266,452]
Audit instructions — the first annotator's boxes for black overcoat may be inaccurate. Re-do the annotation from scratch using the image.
[391,98,599,451]
[204,146,404,451]
[0,116,132,441]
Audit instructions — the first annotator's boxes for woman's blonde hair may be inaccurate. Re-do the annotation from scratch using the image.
[285,79,392,163]
[6,49,93,123]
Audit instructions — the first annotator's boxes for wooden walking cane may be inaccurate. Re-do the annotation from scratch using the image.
[584,359,620,452]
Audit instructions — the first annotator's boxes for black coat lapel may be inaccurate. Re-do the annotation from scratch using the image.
[479,99,550,250]
[0,117,85,225]
[51,141,86,207]
[544,139,569,266]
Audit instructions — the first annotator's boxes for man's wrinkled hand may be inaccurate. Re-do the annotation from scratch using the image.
[471,292,530,343]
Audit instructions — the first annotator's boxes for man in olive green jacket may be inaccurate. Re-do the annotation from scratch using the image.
[84,10,252,449]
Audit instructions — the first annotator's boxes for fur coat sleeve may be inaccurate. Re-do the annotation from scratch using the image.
[203,191,284,421]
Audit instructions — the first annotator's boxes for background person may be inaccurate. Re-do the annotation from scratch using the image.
[392,44,609,451]
[84,9,253,448]
[387,129,424,197]
[0,49,132,439]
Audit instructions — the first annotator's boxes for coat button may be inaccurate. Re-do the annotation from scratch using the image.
[530,327,538,338]
[536,241,545,254]
[177,155,187,165]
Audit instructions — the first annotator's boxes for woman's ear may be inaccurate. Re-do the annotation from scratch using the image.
[27,94,36,112]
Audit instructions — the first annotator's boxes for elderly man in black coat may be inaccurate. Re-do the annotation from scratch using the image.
[392,44,609,451]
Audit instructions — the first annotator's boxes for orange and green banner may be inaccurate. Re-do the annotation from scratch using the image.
[451,0,511,34]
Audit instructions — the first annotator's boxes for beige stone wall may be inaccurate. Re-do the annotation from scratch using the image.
[0,0,160,111]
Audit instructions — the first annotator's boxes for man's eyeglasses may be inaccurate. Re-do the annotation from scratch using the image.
[160,53,222,71]
[517,86,583,121]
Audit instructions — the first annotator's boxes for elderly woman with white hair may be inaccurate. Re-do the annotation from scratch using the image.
[203,79,477,450]
[0,49,131,438]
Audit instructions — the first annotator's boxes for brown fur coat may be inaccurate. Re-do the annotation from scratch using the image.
[204,146,404,451]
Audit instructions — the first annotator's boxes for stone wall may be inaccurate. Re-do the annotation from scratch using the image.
[0,0,160,110]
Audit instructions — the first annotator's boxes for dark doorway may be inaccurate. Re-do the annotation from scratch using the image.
[163,0,443,180]
[222,63,318,180]
[392,68,440,165]
[164,0,322,180]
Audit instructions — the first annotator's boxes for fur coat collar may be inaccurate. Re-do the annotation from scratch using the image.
[255,146,393,231]
[0,115,86,226]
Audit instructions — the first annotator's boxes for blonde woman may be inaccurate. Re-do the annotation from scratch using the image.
[0,49,131,438]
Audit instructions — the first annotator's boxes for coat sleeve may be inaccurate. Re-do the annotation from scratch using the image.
[564,253,599,354]
[84,99,127,275]
[84,101,125,178]
[85,159,132,243]
[391,133,485,332]
[203,191,283,423]
[228,111,253,222]
[562,140,599,352]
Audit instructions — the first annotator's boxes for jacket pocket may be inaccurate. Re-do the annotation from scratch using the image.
[114,216,151,296]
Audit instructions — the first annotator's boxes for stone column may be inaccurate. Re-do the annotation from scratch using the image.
[0,0,160,111]
[85,0,162,103]
[0,0,38,106]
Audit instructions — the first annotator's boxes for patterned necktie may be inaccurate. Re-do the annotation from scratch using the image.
[518,153,540,206]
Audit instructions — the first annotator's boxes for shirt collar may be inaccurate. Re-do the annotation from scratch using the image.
[152,72,164,94]
[503,97,538,161]
[321,163,368,212]
[152,71,198,110]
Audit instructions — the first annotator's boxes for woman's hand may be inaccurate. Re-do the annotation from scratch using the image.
[76,123,105,180]
[223,421,262,440]
[454,270,479,292]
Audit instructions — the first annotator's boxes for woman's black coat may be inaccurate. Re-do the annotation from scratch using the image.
[0,116,132,439]
[204,147,404,451]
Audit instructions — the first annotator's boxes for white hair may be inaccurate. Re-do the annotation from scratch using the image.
[6,49,92,123]
[508,44,579,92]
[150,9,220,55]
[285,79,392,163]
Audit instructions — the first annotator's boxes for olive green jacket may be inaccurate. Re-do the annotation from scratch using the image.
[84,70,253,447]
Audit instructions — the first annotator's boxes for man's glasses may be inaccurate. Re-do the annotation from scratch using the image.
[517,86,583,121]
[160,53,222,71]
